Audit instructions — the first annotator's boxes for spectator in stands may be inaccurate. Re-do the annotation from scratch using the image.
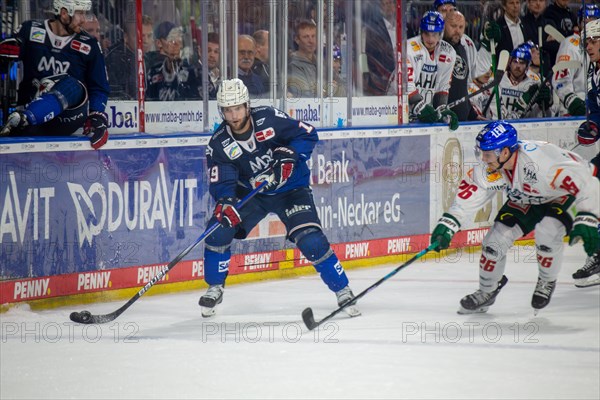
[207,32,221,100]
[544,0,577,41]
[252,30,270,91]
[481,0,525,58]
[237,34,265,96]
[363,0,395,95]
[141,14,155,52]
[521,0,555,80]
[287,19,345,98]
[433,0,456,17]
[105,20,137,99]
[82,13,101,41]
[146,21,201,101]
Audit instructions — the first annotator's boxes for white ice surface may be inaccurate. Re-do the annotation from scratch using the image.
[1,244,598,400]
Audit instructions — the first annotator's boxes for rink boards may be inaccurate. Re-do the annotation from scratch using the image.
[0,118,590,306]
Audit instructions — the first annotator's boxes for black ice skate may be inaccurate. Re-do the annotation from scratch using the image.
[336,286,361,317]
[458,275,508,314]
[531,277,556,315]
[199,284,224,317]
[572,253,600,288]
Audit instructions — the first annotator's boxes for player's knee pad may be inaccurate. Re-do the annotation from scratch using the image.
[535,217,566,280]
[37,74,87,109]
[204,219,236,249]
[292,227,332,265]
[204,245,231,286]
[481,222,523,262]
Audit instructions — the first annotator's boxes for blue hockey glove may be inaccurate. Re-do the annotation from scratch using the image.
[83,111,109,150]
[214,197,242,228]
[266,146,298,191]
[569,213,599,257]
[577,121,599,146]
[431,213,460,251]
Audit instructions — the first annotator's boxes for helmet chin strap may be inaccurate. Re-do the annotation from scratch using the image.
[493,148,514,172]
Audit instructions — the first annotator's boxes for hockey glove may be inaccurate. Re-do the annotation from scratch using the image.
[441,109,459,131]
[415,102,441,124]
[0,38,19,72]
[214,197,242,228]
[515,84,539,113]
[480,21,501,51]
[535,84,552,108]
[564,93,586,116]
[83,111,109,150]
[569,213,599,257]
[431,213,460,251]
[577,121,599,146]
[266,146,298,191]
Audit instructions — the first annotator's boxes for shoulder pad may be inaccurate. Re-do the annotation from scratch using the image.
[569,36,579,46]
[409,40,421,52]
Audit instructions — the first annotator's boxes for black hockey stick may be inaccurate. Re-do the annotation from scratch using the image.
[70,181,268,324]
[443,68,506,111]
[302,242,438,330]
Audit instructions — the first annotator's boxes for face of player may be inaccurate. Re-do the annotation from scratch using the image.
[421,31,441,51]
[478,148,511,171]
[509,58,528,80]
[60,9,87,35]
[161,35,182,59]
[444,15,465,45]
[207,42,220,70]
[222,104,251,134]
[586,37,600,63]
[295,27,317,56]
[437,4,456,19]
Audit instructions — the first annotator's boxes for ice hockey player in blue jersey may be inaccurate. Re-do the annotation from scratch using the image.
[198,78,360,318]
[571,18,600,288]
[0,0,110,149]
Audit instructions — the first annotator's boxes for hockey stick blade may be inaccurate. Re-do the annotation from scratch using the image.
[69,181,268,324]
[544,24,565,44]
[302,242,438,330]
[551,60,582,73]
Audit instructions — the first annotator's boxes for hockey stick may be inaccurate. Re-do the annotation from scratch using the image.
[302,242,438,330]
[544,24,566,44]
[481,50,510,117]
[443,69,505,110]
[490,39,502,119]
[551,60,582,73]
[69,181,268,324]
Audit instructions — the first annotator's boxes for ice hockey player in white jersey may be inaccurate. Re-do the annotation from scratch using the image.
[489,43,552,120]
[407,11,459,131]
[552,5,599,117]
[430,121,599,314]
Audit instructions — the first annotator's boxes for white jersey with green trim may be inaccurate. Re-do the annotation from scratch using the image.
[552,33,588,115]
[447,140,599,227]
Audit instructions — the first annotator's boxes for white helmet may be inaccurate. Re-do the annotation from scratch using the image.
[586,19,600,39]
[217,78,250,108]
[53,0,92,16]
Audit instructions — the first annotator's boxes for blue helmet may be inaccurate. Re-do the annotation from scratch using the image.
[434,0,456,10]
[420,11,445,33]
[578,4,600,22]
[510,44,532,63]
[476,121,519,153]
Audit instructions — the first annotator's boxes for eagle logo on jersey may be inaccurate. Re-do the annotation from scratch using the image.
[256,128,275,142]
[30,27,46,43]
